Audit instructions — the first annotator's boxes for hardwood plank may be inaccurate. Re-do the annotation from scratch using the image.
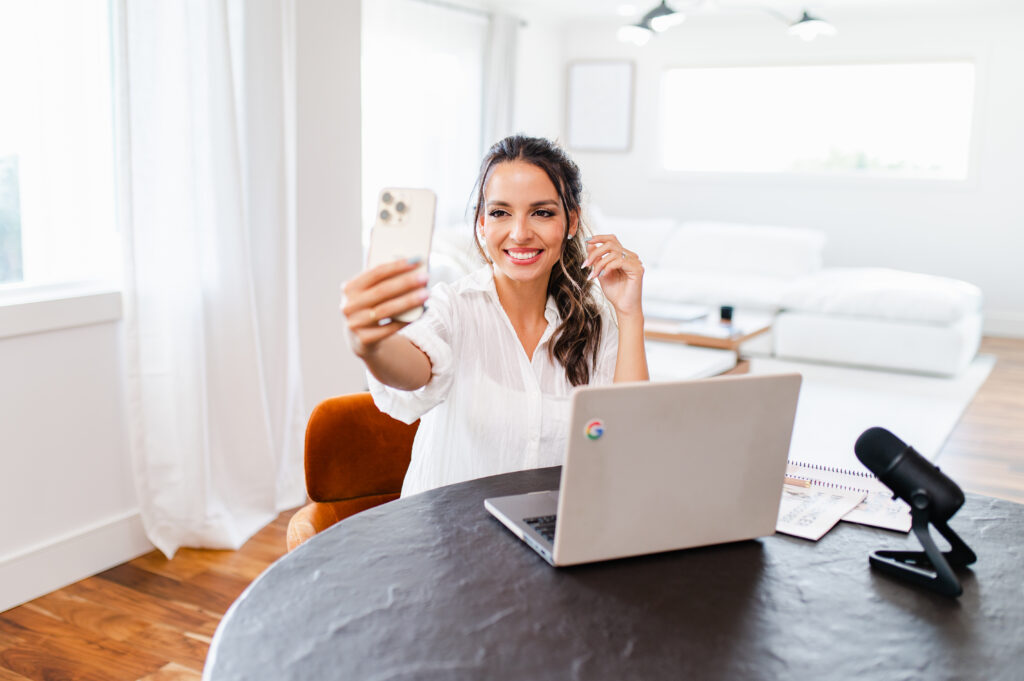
[0,664,34,681]
[188,570,253,606]
[96,564,236,615]
[1,646,115,681]
[134,547,273,584]
[63,578,220,638]
[136,662,203,681]
[0,606,166,681]
[29,590,151,642]
[938,337,1024,504]
[27,591,211,674]
[0,631,23,651]
[122,626,210,673]
[131,550,209,582]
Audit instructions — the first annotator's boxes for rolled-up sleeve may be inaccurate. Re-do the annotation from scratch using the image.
[367,283,456,424]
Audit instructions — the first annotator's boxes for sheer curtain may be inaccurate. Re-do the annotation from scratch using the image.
[481,12,519,153]
[113,0,305,557]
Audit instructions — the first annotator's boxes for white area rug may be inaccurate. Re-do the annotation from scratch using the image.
[747,355,996,469]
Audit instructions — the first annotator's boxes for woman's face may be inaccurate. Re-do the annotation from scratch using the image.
[478,160,577,287]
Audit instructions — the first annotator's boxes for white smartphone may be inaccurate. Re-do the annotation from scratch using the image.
[365,187,436,323]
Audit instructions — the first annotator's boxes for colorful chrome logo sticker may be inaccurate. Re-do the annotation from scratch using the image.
[584,419,605,440]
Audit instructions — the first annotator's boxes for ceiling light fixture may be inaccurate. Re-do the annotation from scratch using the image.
[644,1,686,32]
[617,3,836,45]
[787,10,838,41]
[617,1,684,45]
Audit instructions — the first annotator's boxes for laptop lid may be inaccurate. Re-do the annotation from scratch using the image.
[551,373,802,566]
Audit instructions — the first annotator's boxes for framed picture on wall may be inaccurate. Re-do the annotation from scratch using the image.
[566,60,634,152]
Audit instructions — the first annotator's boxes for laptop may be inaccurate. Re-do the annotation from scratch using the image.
[485,373,802,566]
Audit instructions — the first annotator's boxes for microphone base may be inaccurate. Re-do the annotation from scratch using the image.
[869,507,977,597]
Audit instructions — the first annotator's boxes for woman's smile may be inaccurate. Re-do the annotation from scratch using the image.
[504,248,543,264]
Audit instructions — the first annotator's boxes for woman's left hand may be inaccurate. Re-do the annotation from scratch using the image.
[583,233,644,318]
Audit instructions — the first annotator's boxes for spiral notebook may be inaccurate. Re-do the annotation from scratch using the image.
[785,460,911,532]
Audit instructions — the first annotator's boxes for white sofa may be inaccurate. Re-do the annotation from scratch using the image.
[588,208,984,377]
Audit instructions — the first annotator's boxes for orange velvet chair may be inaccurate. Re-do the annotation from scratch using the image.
[285,393,418,551]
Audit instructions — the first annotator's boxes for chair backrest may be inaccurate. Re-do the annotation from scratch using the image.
[304,393,418,502]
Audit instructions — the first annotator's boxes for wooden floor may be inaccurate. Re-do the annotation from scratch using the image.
[936,337,1024,504]
[0,511,298,681]
[1,336,1022,680]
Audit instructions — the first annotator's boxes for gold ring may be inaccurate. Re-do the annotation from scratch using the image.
[368,308,377,323]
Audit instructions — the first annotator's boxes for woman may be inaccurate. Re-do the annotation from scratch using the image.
[341,135,648,496]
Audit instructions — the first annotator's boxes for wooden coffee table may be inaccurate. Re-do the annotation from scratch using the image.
[645,311,773,374]
[645,318,772,351]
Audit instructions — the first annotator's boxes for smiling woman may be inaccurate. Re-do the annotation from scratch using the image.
[340,135,649,497]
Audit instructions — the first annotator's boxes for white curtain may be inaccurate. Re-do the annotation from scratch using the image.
[113,0,306,557]
[481,12,519,151]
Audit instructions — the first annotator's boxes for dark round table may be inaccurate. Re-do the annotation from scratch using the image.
[204,467,1024,681]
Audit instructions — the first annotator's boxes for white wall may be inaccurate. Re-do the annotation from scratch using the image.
[550,6,1024,336]
[296,0,366,407]
[0,316,149,613]
[513,14,564,140]
[0,0,364,613]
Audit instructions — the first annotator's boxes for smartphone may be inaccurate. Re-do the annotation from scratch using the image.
[365,187,436,323]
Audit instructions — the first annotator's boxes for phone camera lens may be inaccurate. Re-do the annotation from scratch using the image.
[381,192,393,204]
[395,201,406,213]
[380,209,391,221]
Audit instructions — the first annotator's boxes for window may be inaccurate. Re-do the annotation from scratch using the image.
[0,0,118,290]
[361,0,487,242]
[660,62,975,180]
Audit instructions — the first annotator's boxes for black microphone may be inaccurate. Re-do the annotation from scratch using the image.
[854,427,976,597]
[855,427,965,521]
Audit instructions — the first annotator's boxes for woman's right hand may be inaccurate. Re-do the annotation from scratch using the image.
[341,258,429,358]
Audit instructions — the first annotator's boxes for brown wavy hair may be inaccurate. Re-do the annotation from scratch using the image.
[471,135,602,386]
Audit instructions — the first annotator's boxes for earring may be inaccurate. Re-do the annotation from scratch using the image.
[567,233,574,240]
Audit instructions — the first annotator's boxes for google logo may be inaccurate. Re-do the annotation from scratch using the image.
[584,419,605,440]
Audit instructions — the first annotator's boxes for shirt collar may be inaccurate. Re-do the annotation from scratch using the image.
[467,265,561,327]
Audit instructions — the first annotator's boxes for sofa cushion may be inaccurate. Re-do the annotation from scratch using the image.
[644,269,791,312]
[773,310,983,376]
[780,268,983,324]
[587,206,677,268]
[659,221,825,279]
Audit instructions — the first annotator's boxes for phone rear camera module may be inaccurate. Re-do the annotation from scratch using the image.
[395,201,406,213]
[381,192,393,204]
[380,209,391,221]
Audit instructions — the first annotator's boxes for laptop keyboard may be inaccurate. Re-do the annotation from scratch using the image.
[525,515,557,542]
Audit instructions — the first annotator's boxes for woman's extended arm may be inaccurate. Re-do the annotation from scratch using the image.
[583,234,650,383]
[341,258,433,390]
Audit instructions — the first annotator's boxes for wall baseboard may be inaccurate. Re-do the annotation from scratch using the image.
[0,510,153,614]
[984,310,1024,339]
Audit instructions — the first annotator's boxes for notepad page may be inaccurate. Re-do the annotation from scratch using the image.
[786,462,911,532]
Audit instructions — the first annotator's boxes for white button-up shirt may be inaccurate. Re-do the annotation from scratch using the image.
[368,265,619,497]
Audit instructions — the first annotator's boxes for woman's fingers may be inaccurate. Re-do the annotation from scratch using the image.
[345,257,421,294]
[582,234,620,266]
[344,284,429,358]
[342,267,427,322]
[584,235,642,281]
[346,286,429,332]
[340,257,430,358]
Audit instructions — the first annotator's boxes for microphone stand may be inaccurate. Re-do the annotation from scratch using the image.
[869,492,977,597]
